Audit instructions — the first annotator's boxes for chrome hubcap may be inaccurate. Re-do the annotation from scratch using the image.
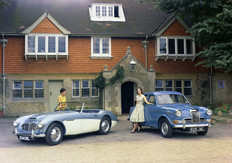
[161,122,168,135]
[50,127,61,142]
[101,120,110,132]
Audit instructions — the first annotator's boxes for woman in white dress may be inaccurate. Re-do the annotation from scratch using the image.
[130,87,152,133]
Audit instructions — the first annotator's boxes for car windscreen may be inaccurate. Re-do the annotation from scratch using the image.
[157,94,188,105]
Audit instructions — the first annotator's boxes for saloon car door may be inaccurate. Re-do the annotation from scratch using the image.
[63,113,83,135]
[144,95,159,127]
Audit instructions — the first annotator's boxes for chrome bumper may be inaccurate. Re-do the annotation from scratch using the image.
[13,128,45,138]
[174,123,211,129]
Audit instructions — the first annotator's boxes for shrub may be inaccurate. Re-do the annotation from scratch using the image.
[214,103,232,115]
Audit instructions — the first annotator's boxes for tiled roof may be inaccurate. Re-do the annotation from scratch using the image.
[0,0,185,37]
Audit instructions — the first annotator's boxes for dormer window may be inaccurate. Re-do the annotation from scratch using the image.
[25,34,69,60]
[156,36,196,61]
[89,3,126,22]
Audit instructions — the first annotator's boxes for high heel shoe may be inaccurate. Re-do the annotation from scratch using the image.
[137,128,141,133]
[131,130,135,134]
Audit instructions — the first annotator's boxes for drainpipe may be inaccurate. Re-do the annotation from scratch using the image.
[1,34,8,115]
[209,66,213,106]
[142,36,149,69]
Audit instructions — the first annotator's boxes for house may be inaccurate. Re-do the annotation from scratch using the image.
[0,0,231,116]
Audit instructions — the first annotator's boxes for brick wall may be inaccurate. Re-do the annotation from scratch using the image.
[31,18,62,33]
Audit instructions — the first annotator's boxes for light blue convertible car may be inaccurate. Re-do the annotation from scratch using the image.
[130,91,212,138]
[13,103,118,145]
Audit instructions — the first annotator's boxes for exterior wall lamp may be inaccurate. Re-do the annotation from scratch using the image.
[130,60,136,71]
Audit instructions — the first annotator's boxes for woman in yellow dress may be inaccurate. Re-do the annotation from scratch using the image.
[57,88,67,110]
[130,87,152,133]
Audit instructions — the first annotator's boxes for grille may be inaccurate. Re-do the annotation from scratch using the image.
[21,123,38,131]
[191,110,200,123]
[185,118,205,123]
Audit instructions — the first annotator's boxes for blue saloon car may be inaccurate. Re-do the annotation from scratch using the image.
[129,91,212,137]
[13,103,118,145]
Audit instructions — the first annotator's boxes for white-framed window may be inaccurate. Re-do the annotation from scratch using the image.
[13,80,44,99]
[72,80,80,97]
[91,80,99,97]
[35,81,44,98]
[155,79,192,95]
[157,37,195,56]
[25,34,68,55]
[13,81,22,99]
[90,3,126,22]
[91,37,111,58]
[82,80,90,97]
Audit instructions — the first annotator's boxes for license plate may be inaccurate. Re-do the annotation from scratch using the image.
[19,136,30,141]
[191,127,205,132]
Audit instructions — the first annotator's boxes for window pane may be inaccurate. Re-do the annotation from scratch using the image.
[165,80,172,91]
[48,37,56,53]
[177,39,184,54]
[24,81,33,89]
[175,80,182,93]
[175,80,182,87]
[156,88,164,91]
[58,37,66,53]
[82,80,89,88]
[13,90,22,98]
[184,81,191,87]
[114,6,119,17]
[96,6,100,16]
[108,6,113,17]
[184,88,192,95]
[35,81,43,89]
[38,36,45,53]
[156,80,163,88]
[168,39,175,54]
[35,89,44,98]
[14,81,22,89]
[102,6,106,17]
[186,39,192,54]
[102,38,109,54]
[93,38,100,54]
[92,81,99,97]
[159,38,167,54]
[28,36,35,53]
[82,89,89,97]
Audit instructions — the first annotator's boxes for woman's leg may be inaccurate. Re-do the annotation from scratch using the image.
[132,122,138,132]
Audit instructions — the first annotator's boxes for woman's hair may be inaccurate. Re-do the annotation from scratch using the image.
[60,88,66,94]
[137,87,143,94]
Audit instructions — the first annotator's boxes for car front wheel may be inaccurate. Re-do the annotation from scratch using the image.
[45,123,64,145]
[160,119,173,138]
[197,127,208,136]
[99,116,111,135]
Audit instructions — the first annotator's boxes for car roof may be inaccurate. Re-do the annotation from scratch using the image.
[144,91,183,96]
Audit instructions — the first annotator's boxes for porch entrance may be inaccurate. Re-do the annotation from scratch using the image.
[49,80,63,112]
[121,82,136,113]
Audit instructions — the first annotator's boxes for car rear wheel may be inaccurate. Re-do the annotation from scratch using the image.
[45,123,64,145]
[99,116,111,135]
[197,127,208,136]
[160,119,173,138]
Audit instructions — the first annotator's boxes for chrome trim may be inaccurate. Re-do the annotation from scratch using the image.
[13,128,45,138]
[173,123,209,128]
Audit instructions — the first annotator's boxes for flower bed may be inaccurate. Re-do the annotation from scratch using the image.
[214,103,232,116]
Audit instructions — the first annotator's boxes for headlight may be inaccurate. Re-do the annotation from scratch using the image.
[13,121,18,127]
[175,110,182,117]
[37,121,44,128]
[206,109,212,116]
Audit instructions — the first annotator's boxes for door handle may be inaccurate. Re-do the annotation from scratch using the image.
[50,92,52,96]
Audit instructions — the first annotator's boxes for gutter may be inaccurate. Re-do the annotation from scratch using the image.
[0,33,8,116]
[142,35,149,69]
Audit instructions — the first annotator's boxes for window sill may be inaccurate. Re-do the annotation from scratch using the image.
[90,56,113,60]
[155,54,196,62]
[25,53,69,61]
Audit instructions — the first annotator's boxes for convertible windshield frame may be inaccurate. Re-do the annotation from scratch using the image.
[156,94,190,105]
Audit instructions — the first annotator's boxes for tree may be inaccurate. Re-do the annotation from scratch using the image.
[139,0,232,73]
[0,0,10,8]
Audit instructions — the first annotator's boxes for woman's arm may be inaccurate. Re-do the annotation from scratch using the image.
[143,96,152,104]
[58,96,62,108]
